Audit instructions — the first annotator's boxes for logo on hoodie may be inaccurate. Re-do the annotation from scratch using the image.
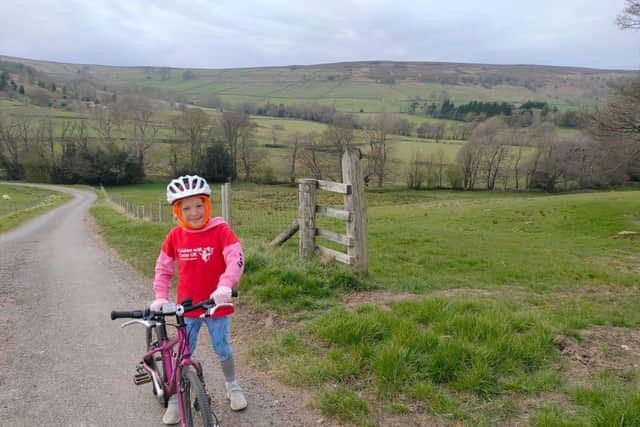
[177,246,214,263]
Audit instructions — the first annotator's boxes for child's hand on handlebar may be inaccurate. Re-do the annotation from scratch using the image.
[211,285,232,305]
[150,298,168,312]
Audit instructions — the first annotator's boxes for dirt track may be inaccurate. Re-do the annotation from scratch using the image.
[0,187,334,427]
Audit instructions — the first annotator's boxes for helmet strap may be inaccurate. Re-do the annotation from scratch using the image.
[173,196,211,230]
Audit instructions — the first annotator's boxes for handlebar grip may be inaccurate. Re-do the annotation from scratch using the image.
[110,310,144,320]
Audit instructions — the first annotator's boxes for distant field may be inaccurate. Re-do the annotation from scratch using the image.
[0,183,72,233]
[0,98,470,182]
[5,56,630,115]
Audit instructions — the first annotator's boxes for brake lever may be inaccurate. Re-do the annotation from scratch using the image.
[121,319,155,329]
[200,302,234,318]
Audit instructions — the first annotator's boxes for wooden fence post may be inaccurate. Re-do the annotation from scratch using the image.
[298,178,317,258]
[221,183,231,226]
[342,148,368,273]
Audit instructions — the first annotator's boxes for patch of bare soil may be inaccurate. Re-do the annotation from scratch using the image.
[553,326,640,387]
[341,288,499,307]
[342,289,421,306]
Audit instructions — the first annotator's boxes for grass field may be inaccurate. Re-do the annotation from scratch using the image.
[92,183,640,426]
[0,183,72,233]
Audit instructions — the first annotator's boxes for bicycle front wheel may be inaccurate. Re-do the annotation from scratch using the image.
[180,367,218,427]
[145,327,168,407]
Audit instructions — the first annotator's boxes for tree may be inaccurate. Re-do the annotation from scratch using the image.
[364,113,394,187]
[406,151,426,189]
[456,117,507,190]
[183,69,197,80]
[589,78,640,182]
[522,122,556,189]
[323,113,357,181]
[173,108,212,170]
[237,124,259,181]
[92,109,115,144]
[617,0,640,29]
[287,132,302,184]
[218,112,251,181]
[299,131,325,180]
[0,119,24,179]
[201,143,232,182]
[128,96,158,165]
[0,70,7,90]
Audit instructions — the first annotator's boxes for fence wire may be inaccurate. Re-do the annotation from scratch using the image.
[101,185,299,245]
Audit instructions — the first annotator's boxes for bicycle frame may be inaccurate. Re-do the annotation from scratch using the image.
[113,298,234,427]
[141,317,204,411]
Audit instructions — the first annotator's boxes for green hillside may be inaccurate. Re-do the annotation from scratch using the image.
[2,56,634,112]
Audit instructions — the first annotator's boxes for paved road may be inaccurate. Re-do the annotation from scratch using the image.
[0,186,333,427]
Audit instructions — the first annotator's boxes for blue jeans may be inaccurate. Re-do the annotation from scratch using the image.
[184,316,232,362]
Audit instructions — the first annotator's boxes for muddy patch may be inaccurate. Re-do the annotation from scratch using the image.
[553,325,640,387]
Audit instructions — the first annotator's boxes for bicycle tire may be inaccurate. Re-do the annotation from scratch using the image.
[145,326,168,407]
[180,367,218,427]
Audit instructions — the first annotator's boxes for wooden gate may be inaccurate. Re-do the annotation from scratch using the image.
[298,148,368,273]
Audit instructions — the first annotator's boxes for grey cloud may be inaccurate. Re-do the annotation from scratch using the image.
[0,0,637,70]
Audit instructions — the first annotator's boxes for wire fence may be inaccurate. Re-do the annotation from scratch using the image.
[100,185,298,244]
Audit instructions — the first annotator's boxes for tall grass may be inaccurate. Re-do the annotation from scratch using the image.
[533,371,640,427]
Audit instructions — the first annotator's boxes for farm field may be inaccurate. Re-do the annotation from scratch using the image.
[3,56,632,116]
[93,183,640,426]
[0,183,72,233]
[0,98,472,184]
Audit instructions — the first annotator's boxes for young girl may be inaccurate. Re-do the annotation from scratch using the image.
[150,174,247,424]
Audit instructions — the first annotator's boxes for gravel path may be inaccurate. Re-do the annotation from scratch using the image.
[0,187,337,427]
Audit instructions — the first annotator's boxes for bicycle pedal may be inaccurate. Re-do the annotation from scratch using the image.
[133,364,151,385]
[134,371,151,385]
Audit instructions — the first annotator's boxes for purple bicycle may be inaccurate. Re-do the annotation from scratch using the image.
[111,298,232,427]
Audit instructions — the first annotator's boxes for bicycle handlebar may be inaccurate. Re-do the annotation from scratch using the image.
[111,309,145,320]
[110,289,238,320]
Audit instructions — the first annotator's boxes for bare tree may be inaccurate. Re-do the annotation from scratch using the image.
[522,122,556,188]
[237,125,260,181]
[173,108,212,170]
[287,132,302,183]
[406,151,426,189]
[323,113,356,181]
[589,78,640,164]
[0,119,23,179]
[92,109,115,144]
[457,138,485,190]
[617,0,640,29]
[299,131,325,180]
[364,113,394,187]
[457,117,507,190]
[130,100,159,164]
[218,111,251,181]
[436,148,446,188]
[513,145,525,191]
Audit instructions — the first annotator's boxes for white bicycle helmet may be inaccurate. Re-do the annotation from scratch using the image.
[166,175,211,204]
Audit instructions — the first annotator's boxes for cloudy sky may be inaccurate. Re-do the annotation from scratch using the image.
[1,0,638,70]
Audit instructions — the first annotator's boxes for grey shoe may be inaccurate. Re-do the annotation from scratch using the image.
[162,395,179,425]
[225,382,247,411]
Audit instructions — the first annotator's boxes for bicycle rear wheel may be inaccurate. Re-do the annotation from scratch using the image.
[180,367,218,427]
